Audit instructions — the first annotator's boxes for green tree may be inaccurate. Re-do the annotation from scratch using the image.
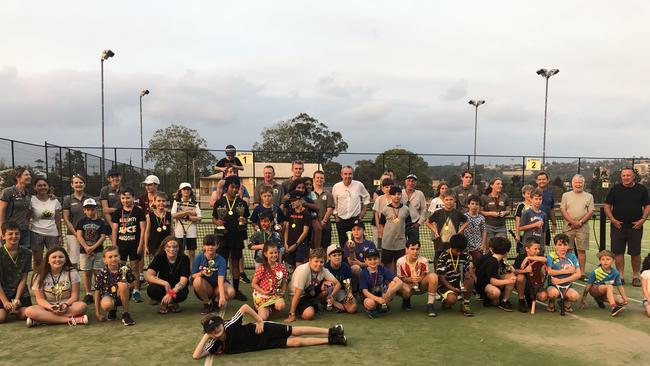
[252,113,348,164]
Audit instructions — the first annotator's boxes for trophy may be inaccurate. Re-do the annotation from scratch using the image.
[215,207,227,236]
[236,206,247,230]
[119,265,130,282]
[342,278,353,303]
[273,211,282,232]
[380,284,388,311]
[204,260,215,276]
[50,282,66,312]
[275,270,284,295]
[325,283,334,311]
[345,231,352,243]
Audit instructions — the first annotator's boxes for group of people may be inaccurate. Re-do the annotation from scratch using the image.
[2,155,650,357]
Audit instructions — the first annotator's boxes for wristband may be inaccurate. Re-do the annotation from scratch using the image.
[167,289,177,299]
[288,312,295,316]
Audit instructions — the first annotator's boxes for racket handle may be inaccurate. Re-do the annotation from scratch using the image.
[531,300,536,315]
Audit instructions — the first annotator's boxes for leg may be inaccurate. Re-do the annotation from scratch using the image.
[577,250,586,276]
[502,273,516,300]
[188,250,195,265]
[130,259,141,290]
[193,277,214,303]
[615,254,626,280]
[484,284,501,305]
[32,250,44,272]
[632,255,641,279]
[66,301,88,316]
[0,308,7,323]
[117,282,131,312]
[214,281,236,301]
[363,297,376,311]
[257,306,270,321]
[445,292,458,306]
[24,305,72,325]
[343,300,357,314]
[515,274,526,300]
[274,299,286,313]
[312,220,322,248]
[286,337,329,347]
[645,302,650,318]
[291,325,328,336]
[83,270,93,296]
[385,279,403,302]
[100,296,116,312]
[300,306,315,320]
[536,290,548,302]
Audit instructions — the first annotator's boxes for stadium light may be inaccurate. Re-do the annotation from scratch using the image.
[139,89,150,171]
[100,49,115,182]
[468,99,486,178]
[537,68,559,168]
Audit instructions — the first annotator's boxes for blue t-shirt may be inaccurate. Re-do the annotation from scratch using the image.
[521,208,547,249]
[587,265,622,286]
[540,189,555,222]
[325,261,352,283]
[192,252,227,286]
[359,266,395,294]
[546,252,579,284]
[250,205,285,226]
[343,240,377,263]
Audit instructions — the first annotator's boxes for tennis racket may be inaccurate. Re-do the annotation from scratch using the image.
[508,229,523,254]
[553,255,576,316]
[176,201,196,253]
[528,261,546,314]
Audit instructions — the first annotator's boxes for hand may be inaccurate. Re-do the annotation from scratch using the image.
[346,241,355,250]
[218,296,226,308]
[161,294,172,305]
[216,219,225,227]
[255,321,265,334]
[507,276,517,284]
[536,221,544,228]
[579,299,587,309]
[285,314,296,323]
[611,218,622,230]
[515,234,521,242]
[432,234,440,241]
[551,277,561,285]
[375,296,385,304]
[523,265,532,274]
[96,311,105,322]
[321,219,328,226]
[3,301,14,312]
[84,246,94,255]
[632,219,645,230]
[453,287,461,294]
[12,299,21,309]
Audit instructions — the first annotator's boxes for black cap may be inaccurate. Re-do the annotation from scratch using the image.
[202,315,223,332]
[389,186,401,195]
[363,247,379,258]
[288,190,304,200]
[107,169,121,177]
[351,219,365,230]
[225,145,236,157]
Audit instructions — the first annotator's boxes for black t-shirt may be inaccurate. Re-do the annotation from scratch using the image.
[75,217,109,254]
[147,253,190,286]
[111,206,146,247]
[212,196,250,241]
[207,310,288,355]
[513,253,527,270]
[475,254,502,296]
[147,211,172,251]
[216,157,243,168]
[428,209,467,241]
[286,207,311,245]
[604,183,650,224]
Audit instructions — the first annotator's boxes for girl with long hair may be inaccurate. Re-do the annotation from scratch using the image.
[251,243,288,320]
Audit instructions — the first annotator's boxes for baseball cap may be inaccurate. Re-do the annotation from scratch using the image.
[363,247,379,258]
[107,169,121,177]
[389,186,402,195]
[327,244,344,256]
[178,182,192,190]
[202,315,224,332]
[288,190,304,200]
[82,198,98,207]
[351,219,365,230]
[143,175,160,185]
[406,174,418,181]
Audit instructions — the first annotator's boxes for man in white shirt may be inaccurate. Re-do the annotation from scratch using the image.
[332,166,370,246]
[560,174,594,274]
[401,174,428,242]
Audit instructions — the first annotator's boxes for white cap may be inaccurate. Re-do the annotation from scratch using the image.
[143,175,160,185]
[326,244,344,257]
[178,182,192,190]
[83,198,98,207]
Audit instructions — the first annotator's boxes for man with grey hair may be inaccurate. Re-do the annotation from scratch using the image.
[332,166,370,246]
[560,174,594,274]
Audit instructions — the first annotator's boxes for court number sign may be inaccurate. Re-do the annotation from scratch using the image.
[526,158,542,171]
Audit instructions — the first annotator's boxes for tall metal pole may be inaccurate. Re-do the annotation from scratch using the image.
[473,104,478,176]
[139,95,144,172]
[542,77,549,168]
[101,58,105,182]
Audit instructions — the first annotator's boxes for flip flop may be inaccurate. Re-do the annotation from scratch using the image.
[546,304,556,312]
[158,304,169,314]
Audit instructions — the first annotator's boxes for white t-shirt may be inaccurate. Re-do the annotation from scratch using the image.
[428,197,443,213]
[32,269,80,304]
[171,200,201,238]
[290,262,336,297]
[642,270,650,297]
[30,196,62,236]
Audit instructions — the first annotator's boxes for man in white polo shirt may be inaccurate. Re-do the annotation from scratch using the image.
[401,174,427,242]
[332,166,370,246]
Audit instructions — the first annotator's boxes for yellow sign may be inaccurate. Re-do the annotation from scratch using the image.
[373,179,381,186]
[236,152,254,166]
[526,158,542,171]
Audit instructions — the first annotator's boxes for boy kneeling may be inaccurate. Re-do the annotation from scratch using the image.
[580,250,628,317]
[94,246,137,325]
[436,234,475,317]
[475,237,516,311]
[397,240,439,317]
[359,248,404,318]
[513,237,548,313]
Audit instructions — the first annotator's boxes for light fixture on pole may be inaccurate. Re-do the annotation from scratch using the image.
[139,89,150,172]
[468,99,485,178]
[536,68,559,168]
[100,49,115,181]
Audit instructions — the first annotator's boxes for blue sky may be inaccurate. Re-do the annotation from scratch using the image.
[2,1,649,162]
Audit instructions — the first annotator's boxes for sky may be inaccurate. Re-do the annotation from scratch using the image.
[2,1,649,164]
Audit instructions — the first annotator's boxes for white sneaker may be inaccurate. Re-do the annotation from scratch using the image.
[26,317,40,328]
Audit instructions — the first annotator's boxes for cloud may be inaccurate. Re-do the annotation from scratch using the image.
[439,79,468,101]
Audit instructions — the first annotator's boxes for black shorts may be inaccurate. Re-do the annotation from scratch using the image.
[285,243,310,266]
[296,295,320,315]
[255,322,292,351]
[118,243,142,262]
[610,224,643,256]
[217,246,243,262]
[381,248,404,266]
[178,237,197,252]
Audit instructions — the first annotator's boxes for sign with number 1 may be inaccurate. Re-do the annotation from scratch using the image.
[236,152,254,166]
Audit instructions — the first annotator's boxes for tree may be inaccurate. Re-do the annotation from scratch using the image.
[145,124,216,192]
[252,113,348,164]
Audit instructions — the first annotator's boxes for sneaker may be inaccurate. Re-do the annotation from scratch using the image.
[201,302,212,315]
[402,298,412,311]
[329,324,344,337]
[498,300,513,312]
[328,334,347,346]
[132,290,143,303]
[367,309,380,319]
[107,310,117,321]
[378,304,390,313]
[518,299,528,313]
[632,278,642,287]
[169,303,182,313]
[595,297,606,309]
[461,303,474,317]
[611,304,625,317]
[121,312,136,326]
[26,317,40,328]
[83,293,94,305]
[68,315,89,326]
[139,274,145,283]
[240,272,251,284]
[234,290,248,301]
[426,303,437,317]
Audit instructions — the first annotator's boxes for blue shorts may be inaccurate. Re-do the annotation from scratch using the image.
[19,229,30,249]
[285,243,310,265]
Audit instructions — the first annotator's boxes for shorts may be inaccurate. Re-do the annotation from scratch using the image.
[217,246,243,263]
[178,237,197,252]
[437,289,456,302]
[405,226,420,242]
[296,294,320,315]
[254,322,293,352]
[102,293,129,307]
[486,225,507,239]
[381,248,404,267]
[433,238,449,253]
[19,229,30,249]
[588,284,608,299]
[80,252,105,271]
[284,243,310,266]
[66,234,81,264]
[118,243,142,262]
[610,225,643,256]
[564,225,589,251]
[30,232,58,251]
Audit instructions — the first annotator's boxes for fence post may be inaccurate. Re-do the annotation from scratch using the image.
[10,140,15,169]
[408,154,412,173]
[44,141,49,179]
[577,157,581,175]
[185,149,190,183]
[521,156,526,187]
[113,148,118,169]
[381,154,385,172]
[466,155,471,171]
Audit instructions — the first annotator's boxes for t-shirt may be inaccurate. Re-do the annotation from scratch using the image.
[0,245,32,299]
[463,213,485,251]
[285,207,311,246]
[521,208,547,249]
[642,270,650,295]
[428,197,443,213]
[253,262,288,294]
[75,217,108,254]
[396,255,429,278]
[250,205,285,226]
[401,189,428,225]
[171,200,201,239]
[451,185,479,213]
[147,211,172,251]
[561,191,595,221]
[475,254,504,296]
[359,266,395,295]
[436,250,472,289]
[95,265,136,298]
[587,265,622,286]
[111,206,146,247]
[380,203,410,250]
[513,253,528,270]
[604,183,650,224]
[290,263,336,296]
[62,193,95,235]
[325,261,353,283]
[540,188,555,226]
[191,252,228,286]
[343,239,377,262]
[514,202,528,221]
[372,195,391,227]
[480,193,511,227]
[314,189,335,221]
[253,182,285,206]
[428,209,468,242]
[0,186,31,230]
[30,196,61,236]
[148,253,191,286]
[99,185,121,211]
[212,196,250,243]
[137,193,156,215]
[32,270,80,304]
[546,252,579,283]
[248,230,283,263]
[216,157,243,169]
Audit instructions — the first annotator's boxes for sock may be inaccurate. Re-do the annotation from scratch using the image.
[464,299,470,305]
[233,278,240,291]
[427,292,435,304]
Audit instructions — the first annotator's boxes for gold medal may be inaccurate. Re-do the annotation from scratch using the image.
[291,223,296,228]
[111,285,117,293]
[162,225,167,230]
[443,225,449,231]
[393,218,399,223]
[228,210,233,216]
[157,227,162,232]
